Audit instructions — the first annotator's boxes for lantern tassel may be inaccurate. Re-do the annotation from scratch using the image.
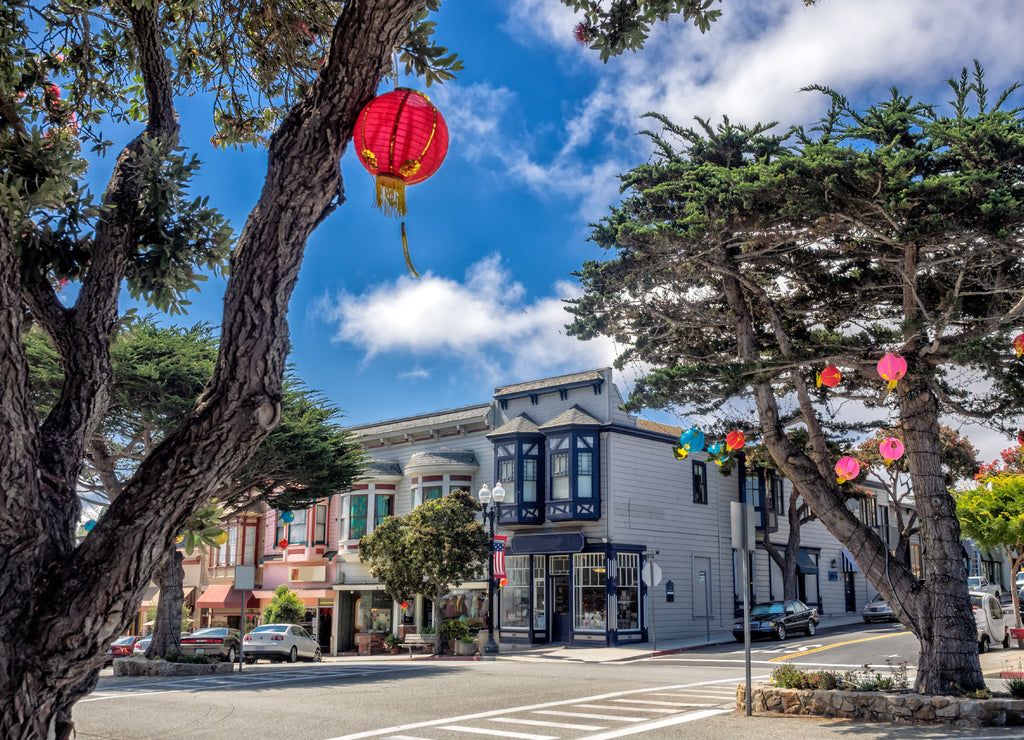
[401,222,420,278]
[375,174,408,218]
[815,372,823,387]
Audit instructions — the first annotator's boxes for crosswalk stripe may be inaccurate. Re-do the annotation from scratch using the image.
[438,726,557,739]
[488,718,607,731]
[572,704,677,714]
[532,711,645,722]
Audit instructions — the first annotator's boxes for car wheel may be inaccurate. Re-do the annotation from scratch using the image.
[225,646,237,664]
[774,624,787,641]
[806,621,816,636]
[979,635,990,654]
[313,647,322,663]
[288,646,298,663]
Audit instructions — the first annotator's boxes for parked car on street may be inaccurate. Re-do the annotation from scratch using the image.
[861,593,897,623]
[968,576,1000,598]
[178,627,240,662]
[971,590,1010,653]
[242,623,322,663]
[105,635,141,665]
[132,637,152,656]
[733,599,818,641]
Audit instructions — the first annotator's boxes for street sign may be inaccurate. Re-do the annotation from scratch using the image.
[642,561,663,587]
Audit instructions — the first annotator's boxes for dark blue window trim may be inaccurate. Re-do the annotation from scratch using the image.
[692,461,707,504]
[493,434,544,525]
[545,431,600,521]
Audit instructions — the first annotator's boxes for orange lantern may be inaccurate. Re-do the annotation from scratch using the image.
[879,437,904,463]
[1014,333,1024,358]
[816,366,842,388]
[877,353,907,392]
[835,456,860,484]
[353,88,449,276]
[726,430,745,450]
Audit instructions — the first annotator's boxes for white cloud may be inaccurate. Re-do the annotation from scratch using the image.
[314,254,617,383]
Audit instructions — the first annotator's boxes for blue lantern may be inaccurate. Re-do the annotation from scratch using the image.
[679,427,705,453]
[281,510,295,523]
[84,520,95,531]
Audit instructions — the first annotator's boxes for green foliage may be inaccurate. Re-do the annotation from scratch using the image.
[229,375,366,511]
[162,652,213,664]
[841,661,910,692]
[262,585,306,625]
[179,499,227,556]
[360,489,490,605]
[956,475,1024,552]
[770,663,842,690]
[383,633,400,649]
[1005,676,1024,699]
[438,619,470,642]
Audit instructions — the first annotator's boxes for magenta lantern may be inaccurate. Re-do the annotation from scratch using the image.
[835,456,861,484]
[877,353,907,392]
[879,437,904,463]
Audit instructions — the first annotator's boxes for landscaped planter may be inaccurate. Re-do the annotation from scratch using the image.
[113,656,234,677]
[737,683,1024,727]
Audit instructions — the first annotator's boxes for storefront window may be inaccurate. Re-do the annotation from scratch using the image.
[533,558,546,630]
[500,555,531,628]
[573,553,607,631]
[356,591,392,632]
[616,553,640,631]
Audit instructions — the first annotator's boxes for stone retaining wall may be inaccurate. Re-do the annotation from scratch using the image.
[113,656,234,677]
[737,683,1024,727]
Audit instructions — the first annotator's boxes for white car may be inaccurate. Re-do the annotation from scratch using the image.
[968,576,1000,598]
[971,590,1010,653]
[242,624,322,663]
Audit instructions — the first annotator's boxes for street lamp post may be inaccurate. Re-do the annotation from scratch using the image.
[479,482,505,655]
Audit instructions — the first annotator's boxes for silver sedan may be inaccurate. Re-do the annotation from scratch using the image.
[242,624,322,663]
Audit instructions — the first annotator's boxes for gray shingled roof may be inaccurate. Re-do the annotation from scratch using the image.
[494,369,608,397]
[488,413,540,437]
[363,460,403,477]
[407,449,479,468]
[538,405,602,429]
[347,403,491,439]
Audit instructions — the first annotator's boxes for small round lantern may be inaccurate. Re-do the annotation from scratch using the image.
[679,427,705,452]
[278,538,289,549]
[84,520,95,531]
[726,430,746,451]
[816,366,842,388]
[1014,333,1024,358]
[353,88,449,276]
[281,510,295,524]
[708,441,730,466]
[1018,429,1024,446]
[400,601,410,610]
[877,353,907,392]
[835,456,861,484]
[879,437,904,463]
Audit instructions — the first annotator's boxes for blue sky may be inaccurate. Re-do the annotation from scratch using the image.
[107,0,1024,465]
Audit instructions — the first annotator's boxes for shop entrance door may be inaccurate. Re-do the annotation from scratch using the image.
[317,607,332,650]
[550,575,571,643]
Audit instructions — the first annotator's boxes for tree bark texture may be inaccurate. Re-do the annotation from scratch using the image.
[147,549,185,658]
[0,2,427,738]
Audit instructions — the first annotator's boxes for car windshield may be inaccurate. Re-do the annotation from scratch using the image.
[251,625,288,633]
[113,636,135,645]
[970,595,984,609]
[968,577,982,587]
[750,603,784,617]
[871,594,887,604]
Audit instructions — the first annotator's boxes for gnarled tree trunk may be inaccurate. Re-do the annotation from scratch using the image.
[147,549,185,658]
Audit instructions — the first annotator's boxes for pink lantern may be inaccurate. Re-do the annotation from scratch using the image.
[877,353,907,392]
[879,437,904,463]
[835,456,861,484]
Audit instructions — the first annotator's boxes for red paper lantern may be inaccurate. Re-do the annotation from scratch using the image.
[835,456,860,484]
[726,430,745,450]
[877,353,907,392]
[1014,333,1024,358]
[353,88,449,276]
[816,366,842,388]
[879,437,904,463]
[278,538,289,549]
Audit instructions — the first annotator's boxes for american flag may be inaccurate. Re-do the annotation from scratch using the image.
[493,535,507,580]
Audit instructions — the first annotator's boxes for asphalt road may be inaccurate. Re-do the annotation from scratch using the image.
[71,622,1023,740]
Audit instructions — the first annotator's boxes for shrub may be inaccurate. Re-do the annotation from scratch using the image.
[841,661,910,691]
[439,620,470,642]
[1005,677,1024,699]
[770,663,842,690]
[459,635,475,644]
[162,652,213,664]
[383,634,400,649]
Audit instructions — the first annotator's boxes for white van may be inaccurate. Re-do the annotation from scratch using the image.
[970,590,1009,653]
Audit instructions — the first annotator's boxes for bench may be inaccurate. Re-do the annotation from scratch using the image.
[399,633,436,657]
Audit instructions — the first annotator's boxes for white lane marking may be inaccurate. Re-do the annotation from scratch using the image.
[438,727,557,740]
[610,699,708,706]
[531,711,645,723]
[488,718,607,731]
[571,704,677,714]
[326,676,758,740]
[383,736,434,739]
[577,709,732,740]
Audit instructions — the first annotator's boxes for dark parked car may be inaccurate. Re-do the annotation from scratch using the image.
[733,599,818,641]
[861,593,896,623]
[178,627,240,662]
[105,635,141,665]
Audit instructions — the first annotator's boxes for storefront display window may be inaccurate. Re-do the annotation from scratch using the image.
[573,553,607,631]
[616,553,640,631]
[356,591,392,632]
[501,555,531,628]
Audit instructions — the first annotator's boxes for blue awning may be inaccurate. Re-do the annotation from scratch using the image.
[840,549,861,573]
[797,550,819,574]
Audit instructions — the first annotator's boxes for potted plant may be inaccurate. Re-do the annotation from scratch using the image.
[383,634,401,654]
[457,634,477,656]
